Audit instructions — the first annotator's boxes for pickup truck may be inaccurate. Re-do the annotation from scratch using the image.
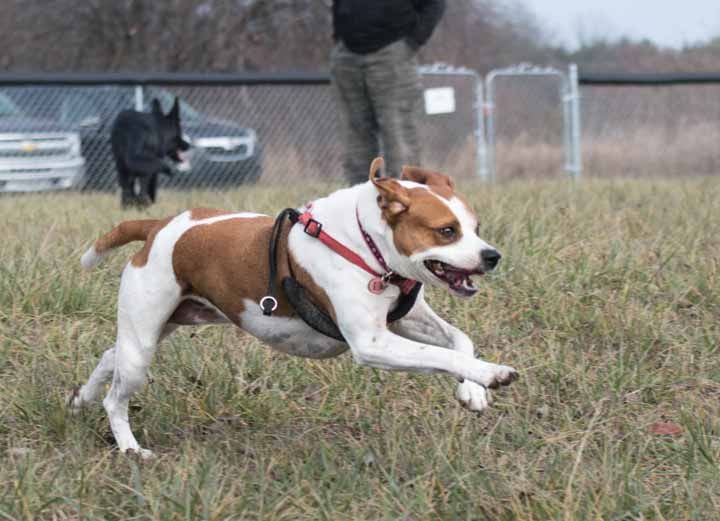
[0,92,85,192]
[4,86,261,191]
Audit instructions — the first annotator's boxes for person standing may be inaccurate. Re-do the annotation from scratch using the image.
[331,0,446,183]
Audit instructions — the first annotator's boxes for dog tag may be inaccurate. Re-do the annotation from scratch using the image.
[368,277,387,294]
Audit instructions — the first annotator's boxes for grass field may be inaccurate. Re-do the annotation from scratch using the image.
[1,178,719,520]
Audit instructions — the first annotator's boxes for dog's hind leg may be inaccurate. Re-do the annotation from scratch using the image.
[147,174,158,204]
[101,263,182,458]
[115,161,136,209]
[103,335,156,458]
[134,175,155,207]
[67,346,116,413]
[68,323,178,414]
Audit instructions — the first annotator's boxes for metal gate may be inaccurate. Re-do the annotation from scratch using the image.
[484,64,581,181]
[417,64,487,180]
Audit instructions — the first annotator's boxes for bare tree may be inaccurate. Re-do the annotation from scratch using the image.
[4,0,720,74]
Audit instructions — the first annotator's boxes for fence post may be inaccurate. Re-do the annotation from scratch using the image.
[473,74,489,181]
[569,63,582,179]
[134,85,144,111]
[561,78,572,174]
[484,74,496,183]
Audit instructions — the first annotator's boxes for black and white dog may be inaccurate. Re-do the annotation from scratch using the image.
[111,98,191,208]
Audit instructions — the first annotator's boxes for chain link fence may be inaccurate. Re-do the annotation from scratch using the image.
[581,83,720,178]
[4,68,719,194]
[489,74,566,181]
[0,69,481,194]
[488,69,720,181]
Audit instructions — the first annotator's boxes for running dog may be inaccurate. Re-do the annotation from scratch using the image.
[69,158,518,458]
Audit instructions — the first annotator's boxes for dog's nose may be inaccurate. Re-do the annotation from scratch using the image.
[481,249,502,270]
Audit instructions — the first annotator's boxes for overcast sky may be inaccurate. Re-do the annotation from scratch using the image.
[517,0,720,49]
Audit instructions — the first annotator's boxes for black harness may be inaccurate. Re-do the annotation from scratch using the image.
[260,208,422,342]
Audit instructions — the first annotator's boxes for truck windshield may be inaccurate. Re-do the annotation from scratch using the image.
[0,94,21,117]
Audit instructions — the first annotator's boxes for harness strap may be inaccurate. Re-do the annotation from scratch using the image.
[259,206,422,341]
[260,208,299,316]
[295,211,382,278]
[297,209,418,295]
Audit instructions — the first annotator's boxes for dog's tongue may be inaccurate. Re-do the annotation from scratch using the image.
[447,271,465,288]
[176,150,191,172]
[446,270,478,292]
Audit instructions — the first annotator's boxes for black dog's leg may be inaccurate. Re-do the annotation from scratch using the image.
[126,143,170,208]
[134,175,157,208]
[121,185,136,208]
[141,174,158,205]
[116,162,138,209]
[149,174,158,203]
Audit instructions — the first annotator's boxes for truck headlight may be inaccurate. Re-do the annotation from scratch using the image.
[195,135,255,150]
[68,134,81,157]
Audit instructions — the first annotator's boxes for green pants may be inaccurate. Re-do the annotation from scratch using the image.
[330,40,423,183]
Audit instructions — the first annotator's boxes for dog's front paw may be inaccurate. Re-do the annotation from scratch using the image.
[65,386,83,415]
[466,362,519,390]
[456,380,491,412]
[486,364,519,390]
[124,447,155,460]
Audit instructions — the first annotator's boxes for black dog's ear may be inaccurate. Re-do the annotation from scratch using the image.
[150,99,163,115]
[168,97,180,120]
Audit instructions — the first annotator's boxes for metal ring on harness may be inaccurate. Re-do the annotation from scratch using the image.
[259,296,279,315]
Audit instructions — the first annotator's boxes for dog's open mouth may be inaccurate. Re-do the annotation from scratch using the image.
[174,150,191,172]
[424,260,483,297]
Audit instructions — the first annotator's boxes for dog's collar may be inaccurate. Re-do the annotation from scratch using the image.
[295,204,418,295]
[355,208,418,294]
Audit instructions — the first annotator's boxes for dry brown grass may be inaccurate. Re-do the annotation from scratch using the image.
[495,123,720,180]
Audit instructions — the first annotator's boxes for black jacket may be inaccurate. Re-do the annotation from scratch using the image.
[332,0,445,55]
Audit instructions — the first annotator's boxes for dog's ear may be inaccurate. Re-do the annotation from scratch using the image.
[150,99,163,115]
[368,156,384,181]
[369,157,410,219]
[168,97,180,120]
[401,165,455,192]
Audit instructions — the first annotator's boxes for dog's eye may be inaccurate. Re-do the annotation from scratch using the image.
[437,226,457,239]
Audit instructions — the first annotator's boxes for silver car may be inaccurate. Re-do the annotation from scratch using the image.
[0,93,85,192]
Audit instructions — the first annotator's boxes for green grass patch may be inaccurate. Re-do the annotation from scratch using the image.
[1,178,719,519]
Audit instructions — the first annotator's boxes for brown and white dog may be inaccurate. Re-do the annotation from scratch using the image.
[70,158,518,458]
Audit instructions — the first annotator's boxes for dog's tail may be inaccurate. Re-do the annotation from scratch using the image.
[81,219,160,269]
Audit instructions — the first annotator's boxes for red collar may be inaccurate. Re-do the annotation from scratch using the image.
[295,205,418,295]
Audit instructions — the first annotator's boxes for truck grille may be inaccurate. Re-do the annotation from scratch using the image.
[205,144,250,161]
[0,134,76,161]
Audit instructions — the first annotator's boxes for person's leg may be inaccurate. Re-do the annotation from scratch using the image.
[365,40,423,177]
[330,42,379,183]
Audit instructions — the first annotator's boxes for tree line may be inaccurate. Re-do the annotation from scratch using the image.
[1,0,719,74]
